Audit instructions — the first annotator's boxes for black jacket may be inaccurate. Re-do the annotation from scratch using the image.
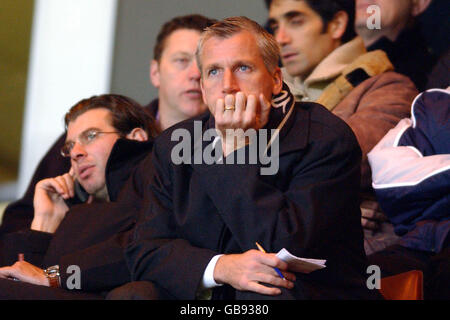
[125,99,380,300]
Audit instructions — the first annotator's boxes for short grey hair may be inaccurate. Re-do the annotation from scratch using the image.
[196,16,280,75]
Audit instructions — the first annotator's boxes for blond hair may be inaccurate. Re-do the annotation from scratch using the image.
[196,16,280,75]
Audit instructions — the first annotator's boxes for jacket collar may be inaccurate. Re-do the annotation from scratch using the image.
[105,139,154,201]
[305,37,366,84]
[283,37,366,101]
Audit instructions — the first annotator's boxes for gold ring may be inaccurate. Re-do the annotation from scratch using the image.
[224,105,235,111]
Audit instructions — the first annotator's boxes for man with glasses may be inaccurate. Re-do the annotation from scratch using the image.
[0,94,156,299]
[0,14,216,237]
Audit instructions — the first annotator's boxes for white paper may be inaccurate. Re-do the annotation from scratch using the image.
[276,248,326,274]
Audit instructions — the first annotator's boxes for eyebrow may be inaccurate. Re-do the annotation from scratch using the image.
[170,51,194,58]
[268,10,305,25]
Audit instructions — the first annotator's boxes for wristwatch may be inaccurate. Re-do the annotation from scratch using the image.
[44,265,61,288]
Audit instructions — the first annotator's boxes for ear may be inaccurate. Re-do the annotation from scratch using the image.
[271,67,283,95]
[411,0,432,17]
[328,11,348,41]
[125,128,148,142]
[150,60,160,89]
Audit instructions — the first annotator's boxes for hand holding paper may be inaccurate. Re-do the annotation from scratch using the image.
[276,248,326,274]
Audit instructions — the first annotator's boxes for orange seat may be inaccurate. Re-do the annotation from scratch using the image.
[379,270,423,300]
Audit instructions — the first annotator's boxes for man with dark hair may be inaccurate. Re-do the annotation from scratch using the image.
[0,14,216,237]
[266,0,418,255]
[0,94,156,299]
[124,16,380,300]
[148,14,217,132]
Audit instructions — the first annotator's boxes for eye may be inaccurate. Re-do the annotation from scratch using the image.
[208,68,218,77]
[85,130,98,142]
[175,58,188,64]
[288,16,304,27]
[173,57,191,69]
[238,65,250,72]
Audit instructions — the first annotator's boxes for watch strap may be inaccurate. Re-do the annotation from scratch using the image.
[44,265,61,288]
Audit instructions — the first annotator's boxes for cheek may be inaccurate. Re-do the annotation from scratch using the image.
[201,81,218,104]
[161,66,183,89]
[94,140,117,168]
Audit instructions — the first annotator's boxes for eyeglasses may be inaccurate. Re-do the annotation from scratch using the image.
[61,129,119,157]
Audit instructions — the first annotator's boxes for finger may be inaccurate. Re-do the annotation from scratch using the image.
[0,267,15,279]
[62,173,75,198]
[258,93,271,128]
[214,98,225,130]
[361,207,386,220]
[235,91,246,115]
[41,178,66,197]
[258,252,289,270]
[243,94,257,127]
[69,167,75,178]
[256,271,295,290]
[54,176,70,199]
[259,93,271,113]
[361,217,379,230]
[281,270,297,282]
[360,200,379,210]
[224,94,236,120]
[246,280,282,296]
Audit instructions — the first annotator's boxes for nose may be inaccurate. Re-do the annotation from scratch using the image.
[188,60,201,81]
[274,24,290,46]
[70,141,87,161]
[222,69,239,95]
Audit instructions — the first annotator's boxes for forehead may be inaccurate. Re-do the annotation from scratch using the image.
[373,0,411,10]
[356,0,412,13]
[269,0,315,18]
[162,29,201,57]
[66,108,113,139]
[201,31,264,67]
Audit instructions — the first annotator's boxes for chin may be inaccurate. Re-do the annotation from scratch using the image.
[80,178,103,195]
[181,104,208,117]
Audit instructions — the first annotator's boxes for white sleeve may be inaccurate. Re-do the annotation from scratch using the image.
[200,254,224,289]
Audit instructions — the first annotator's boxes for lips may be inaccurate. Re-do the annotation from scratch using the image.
[183,89,202,98]
[77,165,95,180]
[282,52,298,62]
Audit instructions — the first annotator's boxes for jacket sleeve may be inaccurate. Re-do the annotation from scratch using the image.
[0,134,70,235]
[334,71,418,188]
[58,230,133,292]
[1,229,52,267]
